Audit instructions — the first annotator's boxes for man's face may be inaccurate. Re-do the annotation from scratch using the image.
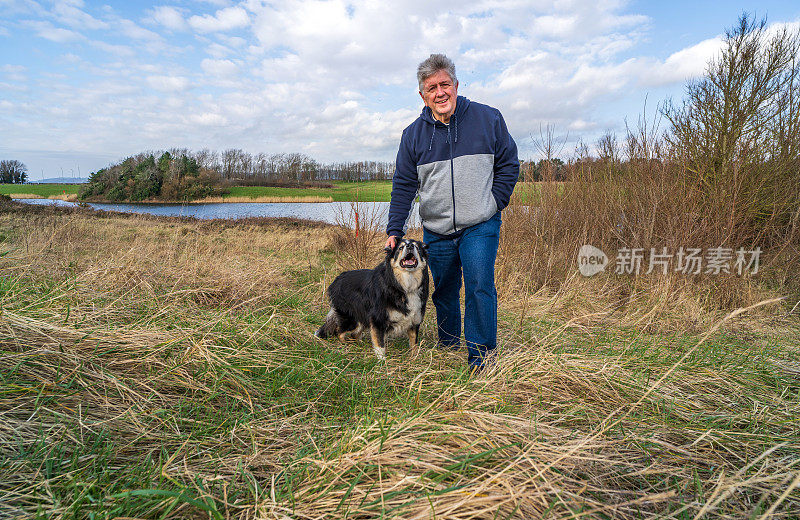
[419,69,458,123]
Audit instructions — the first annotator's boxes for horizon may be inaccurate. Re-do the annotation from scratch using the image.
[2,1,800,181]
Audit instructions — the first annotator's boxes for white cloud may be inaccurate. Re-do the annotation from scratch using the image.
[220,35,246,47]
[191,112,228,125]
[52,0,108,30]
[201,58,238,77]
[89,39,136,57]
[118,18,162,41]
[25,20,85,42]
[206,42,232,58]
[148,5,187,31]
[1,64,27,81]
[188,6,249,33]
[642,36,723,87]
[6,0,794,171]
[146,75,190,92]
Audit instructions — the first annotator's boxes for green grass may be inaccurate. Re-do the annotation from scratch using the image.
[0,181,392,202]
[0,183,80,197]
[1,202,798,519]
[225,180,393,202]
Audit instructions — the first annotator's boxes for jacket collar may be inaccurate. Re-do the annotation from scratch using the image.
[421,95,470,126]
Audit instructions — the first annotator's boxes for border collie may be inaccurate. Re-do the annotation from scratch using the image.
[316,239,429,360]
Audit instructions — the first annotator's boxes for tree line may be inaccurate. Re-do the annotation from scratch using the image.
[185,149,394,184]
[0,160,28,184]
[79,149,398,201]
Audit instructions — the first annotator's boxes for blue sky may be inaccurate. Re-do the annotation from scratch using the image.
[1,0,799,180]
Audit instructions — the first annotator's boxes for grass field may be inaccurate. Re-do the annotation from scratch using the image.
[0,183,80,198]
[1,200,798,519]
[225,181,393,202]
[1,181,393,202]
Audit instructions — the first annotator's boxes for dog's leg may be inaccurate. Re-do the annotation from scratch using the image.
[315,308,338,339]
[408,326,419,358]
[353,323,364,341]
[370,325,386,361]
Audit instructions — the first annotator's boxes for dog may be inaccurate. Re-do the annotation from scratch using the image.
[315,239,429,360]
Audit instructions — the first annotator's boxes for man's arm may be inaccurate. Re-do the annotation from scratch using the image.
[491,111,519,211]
[386,129,418,239]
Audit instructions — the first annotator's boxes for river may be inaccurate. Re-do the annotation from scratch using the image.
[16,199,421,228]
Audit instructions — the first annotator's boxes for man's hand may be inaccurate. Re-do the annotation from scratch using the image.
[384,235,398,252]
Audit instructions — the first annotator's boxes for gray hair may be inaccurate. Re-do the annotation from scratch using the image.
[417,54,457,92]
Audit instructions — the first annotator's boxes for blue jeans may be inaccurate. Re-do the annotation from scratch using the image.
[423,212,501,368]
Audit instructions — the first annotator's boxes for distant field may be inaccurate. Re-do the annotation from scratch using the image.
[1,181,393,202]
[226,181,393,202]
[0,183,80,197]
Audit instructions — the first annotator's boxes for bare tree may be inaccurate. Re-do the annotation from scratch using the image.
[532,124,568,181]
[596,131,619,164]
[0,160,28,184]
[663,13,800,241]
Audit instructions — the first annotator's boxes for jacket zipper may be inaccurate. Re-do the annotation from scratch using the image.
[448,123,456,233]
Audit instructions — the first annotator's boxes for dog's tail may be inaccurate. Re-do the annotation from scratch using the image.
[315,308,339,339]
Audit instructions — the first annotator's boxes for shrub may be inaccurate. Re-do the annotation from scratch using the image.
[80,152,220,202]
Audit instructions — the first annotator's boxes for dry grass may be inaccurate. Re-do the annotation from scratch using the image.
[496,165,798,333]
[48,193,79,202]
[328,200,398,271]
[1,200,798,519]
[8,193,43,199]
[496,143,799,333]
[5,193,77,201]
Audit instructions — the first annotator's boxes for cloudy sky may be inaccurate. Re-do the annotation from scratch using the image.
[1,0,799,180]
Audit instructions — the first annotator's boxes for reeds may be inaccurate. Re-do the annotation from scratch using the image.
[329,199,388,270]
[6,193,78,201]
[7,193,43,199]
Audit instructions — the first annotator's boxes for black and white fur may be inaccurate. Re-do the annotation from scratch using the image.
[316,239,429,360]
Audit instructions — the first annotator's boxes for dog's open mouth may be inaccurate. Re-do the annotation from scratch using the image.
[401,253,418,268]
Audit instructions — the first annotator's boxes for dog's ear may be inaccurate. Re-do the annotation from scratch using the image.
[420,241,429,250]
[383,240,399,257]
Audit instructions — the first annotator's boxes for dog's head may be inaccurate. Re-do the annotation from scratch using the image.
[386,238,428,272]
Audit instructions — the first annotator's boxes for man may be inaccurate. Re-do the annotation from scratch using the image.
[385,53,519,370]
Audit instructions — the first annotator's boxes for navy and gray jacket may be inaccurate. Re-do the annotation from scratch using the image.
[386,95,519,237]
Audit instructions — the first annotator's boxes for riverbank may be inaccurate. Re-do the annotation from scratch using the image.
[2,200,798,519]
[0,180,393,203]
